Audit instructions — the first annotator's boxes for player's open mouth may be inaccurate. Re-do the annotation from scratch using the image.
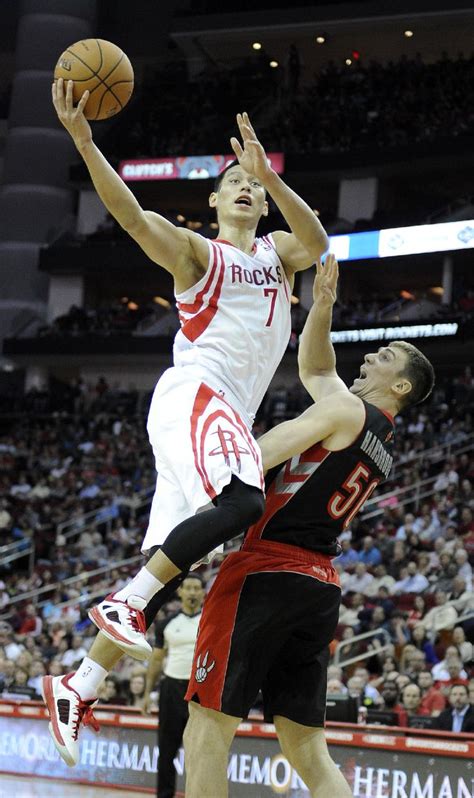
[235,196,252,206]
[359,367,367,380]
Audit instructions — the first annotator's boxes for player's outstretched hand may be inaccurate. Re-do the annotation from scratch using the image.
[230,112,272,182]
[313,253,339,305]
[52,78,92,147]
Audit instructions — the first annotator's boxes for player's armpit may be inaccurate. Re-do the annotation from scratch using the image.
[258,395,362,470]
[272,230,326,275]
[126,211,208,288]
[299,371,348,403]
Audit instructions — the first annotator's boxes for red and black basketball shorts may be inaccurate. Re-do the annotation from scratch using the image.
[185,539,341,727]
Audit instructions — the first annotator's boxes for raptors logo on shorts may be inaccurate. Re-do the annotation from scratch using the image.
[208,426,250,471]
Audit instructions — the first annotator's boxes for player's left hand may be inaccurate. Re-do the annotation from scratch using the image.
[313,253,339,305]
[230,112,272,182]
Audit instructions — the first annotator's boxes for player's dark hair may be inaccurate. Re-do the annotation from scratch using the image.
[181,573,205,588]
[390,341,435,408]
[214,159,240,191]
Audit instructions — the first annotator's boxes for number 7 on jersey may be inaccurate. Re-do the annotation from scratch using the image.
[264,288,278,327]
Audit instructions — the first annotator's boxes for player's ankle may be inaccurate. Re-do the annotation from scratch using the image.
[68,658,108,701]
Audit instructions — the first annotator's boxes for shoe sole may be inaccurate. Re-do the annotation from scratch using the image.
[88,607,152,661]
[41,677,77,768]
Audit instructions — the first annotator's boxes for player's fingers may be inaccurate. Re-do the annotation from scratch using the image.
[230,136,244,159]
[65,79,73,111]
[77,90,89,113]
[243,112,257,137]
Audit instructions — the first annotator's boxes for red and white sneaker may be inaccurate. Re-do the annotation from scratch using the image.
[88,593,152,661]
[41,673,99,767]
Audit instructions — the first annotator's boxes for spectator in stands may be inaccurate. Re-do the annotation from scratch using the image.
[451,627,473,664]
[326,678,346,695]
[18,604,42,637]
[392,561,429,594]
[406,595,427,629]
[28,661,47,697]
[401,683,427,719]
[423,590,458,634]
[124,669,147,710]
[410,623,438,665]
[436,658,470,694]
[417,671,446,717]
[353,667,382,706]
[364,564,395,597]
[335,538,359,569]
[433,684,474,733]
[97,675,125,706]
[449,576,473,615]
[380,681,407,726]
[358,536,382,567]
[404,649,427,681]
[454,549,472,590]
[343,563,374,596]
[61,635,90,670]
[339,592,365,627]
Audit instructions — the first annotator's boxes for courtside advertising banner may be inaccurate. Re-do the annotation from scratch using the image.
[0,713,472,797]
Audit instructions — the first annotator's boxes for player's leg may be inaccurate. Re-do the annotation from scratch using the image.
[89,475,264,656]
[274,716,352,798]
[183,702,240,798]
[157,677,189,798]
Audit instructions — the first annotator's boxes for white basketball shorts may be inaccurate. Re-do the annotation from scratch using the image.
[141,367,264,553]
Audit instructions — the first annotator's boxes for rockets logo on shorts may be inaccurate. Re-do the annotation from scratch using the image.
[195,650,216,683]
[208,425,250,471]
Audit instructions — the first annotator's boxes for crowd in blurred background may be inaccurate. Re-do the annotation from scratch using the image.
[106,52,474,164]
[0,365,472,722]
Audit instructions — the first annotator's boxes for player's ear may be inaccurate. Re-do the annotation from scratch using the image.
[392,377,412,400]
[262,200,269,217]
[209,191,218,208]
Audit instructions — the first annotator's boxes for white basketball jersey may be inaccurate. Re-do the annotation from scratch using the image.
[173,236,292,421]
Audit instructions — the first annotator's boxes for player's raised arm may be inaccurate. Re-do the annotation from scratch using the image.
[298,254,348,402]
[231,112,328,273]
[52,79,208,284]
[258,391,359,471]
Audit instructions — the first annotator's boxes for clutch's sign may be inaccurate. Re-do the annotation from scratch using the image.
[119,153,285,181]
[0,710,472,796]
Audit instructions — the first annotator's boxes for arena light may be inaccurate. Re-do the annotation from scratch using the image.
[404,30,414,37]
[328,219,474,261]
[269,60,279,68]
[252,42,262,50]
[345,58,352,66]
[316,35,326,44]
[153,297,171,308]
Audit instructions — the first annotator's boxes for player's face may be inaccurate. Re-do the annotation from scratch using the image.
[209,166,268,227]
[350,344,409,398]
[179,578,205,613]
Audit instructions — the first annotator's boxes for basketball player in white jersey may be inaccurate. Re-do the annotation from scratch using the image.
[43,80,328,766]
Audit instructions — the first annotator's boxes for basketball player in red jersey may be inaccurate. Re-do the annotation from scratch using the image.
[43,81,328,766]
[183,255,435,797]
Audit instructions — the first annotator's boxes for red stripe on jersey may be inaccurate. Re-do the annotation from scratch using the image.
[247,443,330,541]
[177,243,219,314]
[180,245,226,342]
[190,384,216,500]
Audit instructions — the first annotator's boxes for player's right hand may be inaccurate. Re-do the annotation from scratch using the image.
[52,78,92,148]
[313,253,339,305]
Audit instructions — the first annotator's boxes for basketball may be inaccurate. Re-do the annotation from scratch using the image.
[54,39,134,121]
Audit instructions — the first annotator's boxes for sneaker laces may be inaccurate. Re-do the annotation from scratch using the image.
[127,606,147,635]
[73,700,100,741]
